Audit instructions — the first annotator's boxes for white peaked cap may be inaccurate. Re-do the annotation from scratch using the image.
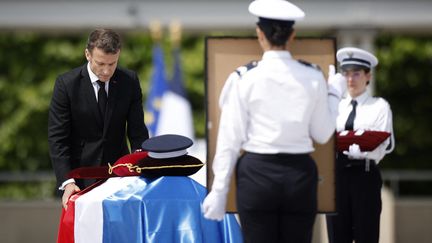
[248,0,305,21]
[337,47,379,69]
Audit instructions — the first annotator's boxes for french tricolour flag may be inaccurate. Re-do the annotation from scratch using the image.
[156,48,194,139]
[57,176,242,243]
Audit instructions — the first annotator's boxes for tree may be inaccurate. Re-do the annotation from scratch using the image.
[375,35,432,170]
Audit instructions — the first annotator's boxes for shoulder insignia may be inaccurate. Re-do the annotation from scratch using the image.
[235,60,258,77]
[298,59,321,71]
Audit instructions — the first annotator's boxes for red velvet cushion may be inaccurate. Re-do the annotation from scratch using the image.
[337,130,391,152]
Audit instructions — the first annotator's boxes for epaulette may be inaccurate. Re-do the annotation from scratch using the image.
[235,60,258,77]
[298,59,321,71]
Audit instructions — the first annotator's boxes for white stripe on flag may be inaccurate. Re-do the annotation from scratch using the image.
[156,91,194,139]
[74,177,141,243]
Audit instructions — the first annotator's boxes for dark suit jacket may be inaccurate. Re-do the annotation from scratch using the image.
[48,64,149,188]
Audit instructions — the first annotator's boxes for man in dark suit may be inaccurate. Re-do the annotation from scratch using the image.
[48,29,149,208]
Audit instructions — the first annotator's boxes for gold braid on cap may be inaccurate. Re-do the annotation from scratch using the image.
[108,163,202,174]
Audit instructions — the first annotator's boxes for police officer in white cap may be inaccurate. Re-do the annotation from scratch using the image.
[202,1,347,242]
[326,47,394,243]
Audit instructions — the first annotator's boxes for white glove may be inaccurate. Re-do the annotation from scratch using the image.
[343,143,368,160]
[202,190,228,221]
[202,146,237,221]
[327,64,347,98]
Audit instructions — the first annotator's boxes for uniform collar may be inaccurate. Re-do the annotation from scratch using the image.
[348,91,369,106]
[262,50,292,60]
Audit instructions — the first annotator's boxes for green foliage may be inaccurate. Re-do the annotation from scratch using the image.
[375,35,432,169]
[0,33,86,172]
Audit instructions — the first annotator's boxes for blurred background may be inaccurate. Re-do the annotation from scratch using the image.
[0,0,431,242]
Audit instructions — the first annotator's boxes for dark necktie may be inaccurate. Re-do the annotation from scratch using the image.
[345,100,357,130]
[97,80,107,119]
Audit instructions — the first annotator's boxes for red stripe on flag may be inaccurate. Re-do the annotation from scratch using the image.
[56,180,106,243]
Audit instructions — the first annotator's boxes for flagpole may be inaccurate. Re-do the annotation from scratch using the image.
[170,20,182,48]
[149,20,163,43]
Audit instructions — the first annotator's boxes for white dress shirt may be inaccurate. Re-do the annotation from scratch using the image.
[87,63,110,100]
[337,91,394,163]
[213,50,336,175]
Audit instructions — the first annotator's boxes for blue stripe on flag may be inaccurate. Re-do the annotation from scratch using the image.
[101,177,243,243]
[144,44,168,137]
[169,48,187,97]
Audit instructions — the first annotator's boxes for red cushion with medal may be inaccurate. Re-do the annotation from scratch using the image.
[336,130,391,152]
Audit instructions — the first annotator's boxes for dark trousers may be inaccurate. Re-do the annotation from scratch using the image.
[236,152,318,243]
[326,154,382,243]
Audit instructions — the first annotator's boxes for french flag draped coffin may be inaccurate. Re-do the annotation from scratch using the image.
[57,176,243,243]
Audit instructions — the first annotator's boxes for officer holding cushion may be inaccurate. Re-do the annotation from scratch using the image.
[326,47,395,243]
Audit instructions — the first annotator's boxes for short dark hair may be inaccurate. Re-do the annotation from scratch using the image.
[341,65,371,74]
[86,28,121,54]
[257,17,294,47]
